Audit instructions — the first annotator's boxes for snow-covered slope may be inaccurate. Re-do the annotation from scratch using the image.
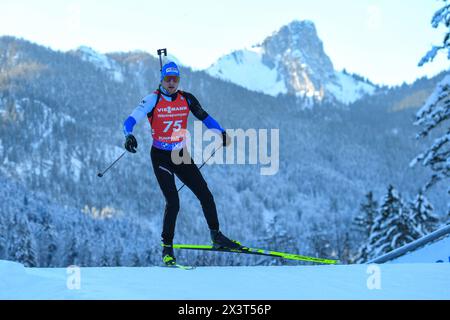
[391,235,450,264]
[207,20,377,104]
[368,225,450,264]
[326,71,377,105]
[1,260,449,299]
[207,46,288,97]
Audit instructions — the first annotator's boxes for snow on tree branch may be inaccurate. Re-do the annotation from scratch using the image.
[419,1,450,66]
[413,1,450,193]
[414,75,450,137]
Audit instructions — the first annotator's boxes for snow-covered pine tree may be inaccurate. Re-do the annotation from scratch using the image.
[447,205,450,224]
[0,213,6,259]
[65,231,80,266]
[412,0,450,194]
[39,211,58,267]
[418,0,450,67]
[353,191,378,262]
[78,219,95,267]
[355,241,370,264]
[112,239,124,267]
[408,191,439,237]
[99,242,111,267]
[353,191,378,238]
[78,238,93,267]
[367,185,415,260]
[328,197,353,263]
[8,212,38,267]
[411,75,450,192]
[341,232,352,264]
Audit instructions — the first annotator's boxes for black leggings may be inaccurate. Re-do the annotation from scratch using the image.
[151,147,220,243]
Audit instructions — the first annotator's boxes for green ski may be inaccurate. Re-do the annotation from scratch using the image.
[173,244,339,265]
[163,263,196,270]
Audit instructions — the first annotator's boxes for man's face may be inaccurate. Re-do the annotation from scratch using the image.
[162,76,180,95]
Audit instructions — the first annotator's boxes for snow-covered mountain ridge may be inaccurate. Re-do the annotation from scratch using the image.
[207,20,377,104]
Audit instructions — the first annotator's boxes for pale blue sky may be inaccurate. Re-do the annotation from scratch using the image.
[0,0,448,85]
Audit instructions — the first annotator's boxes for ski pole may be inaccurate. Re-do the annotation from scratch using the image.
[177,145,223,193]
[97,151,126,178]
[157,48,167,72]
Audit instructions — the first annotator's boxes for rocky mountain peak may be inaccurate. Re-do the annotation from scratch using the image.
[207,20,377,104]
[260,20,335,96]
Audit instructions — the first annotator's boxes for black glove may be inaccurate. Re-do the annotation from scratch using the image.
[222,131,231,147]
[124,134,138,153]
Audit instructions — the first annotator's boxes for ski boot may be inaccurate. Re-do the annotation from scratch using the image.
[210,230,243,250]
[161,243,176,266]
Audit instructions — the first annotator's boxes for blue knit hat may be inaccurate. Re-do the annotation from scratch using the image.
[161,62,180,81]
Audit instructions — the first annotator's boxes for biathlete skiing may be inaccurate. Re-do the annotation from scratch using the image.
[122,58,241,266]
